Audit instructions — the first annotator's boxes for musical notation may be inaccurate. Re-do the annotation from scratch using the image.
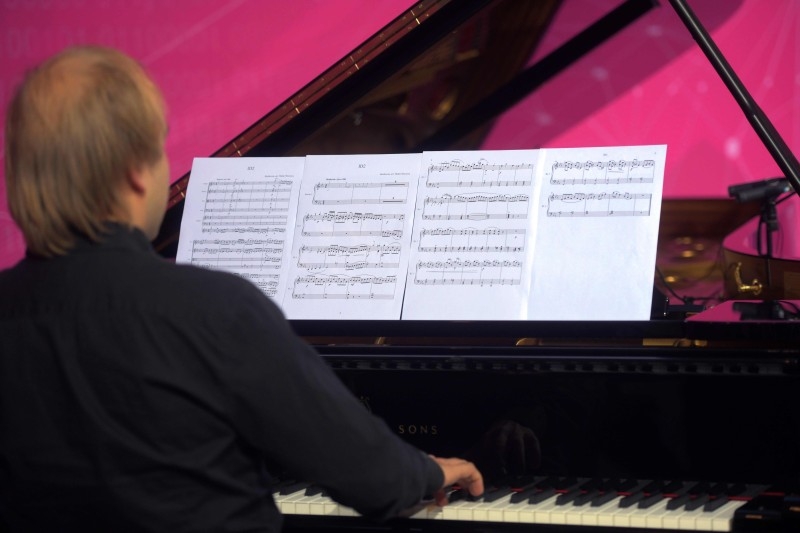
[301,211,405,238]
[418,227,525,253]
[237,272,280,298]
[549,158,656,185]
[422,193,529,221]
[312,181,409,205]
[546,191,652,217]
[414,258,522,286]
[297,244,401,270]
[177,147,665,321]
[201,178,294,233]
[426,160,535,189]
[291,274,397,300]
[189,238,285,271]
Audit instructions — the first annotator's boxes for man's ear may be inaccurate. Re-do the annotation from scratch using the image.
[126,165,149,196]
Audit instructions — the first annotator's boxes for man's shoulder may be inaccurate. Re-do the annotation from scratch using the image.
[157,260,267,302]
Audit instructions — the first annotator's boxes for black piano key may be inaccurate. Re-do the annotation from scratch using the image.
[577,478,602,492]
[304,485,325,496]
[279,481,310,495]
[573,489,600,506]
[611,478,640,492]
[640,480,664,494]
[448,489,468,502]
[638,492,666,509]
[666,492,693,510]
[661,480,685,495]
[509,486,539,504]
[482,487,512,503]
[590,491,620,507]
[555,489,581,506]
[619,491,646,508]
[271,479,297,494]
[704,496,730,512]
[725,482,747,496]
[707,482,728,496]
[552,476,578,490]
[685,493,711,511]
[528,486,557,504]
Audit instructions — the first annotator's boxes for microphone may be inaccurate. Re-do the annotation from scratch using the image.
[727,177,790,203]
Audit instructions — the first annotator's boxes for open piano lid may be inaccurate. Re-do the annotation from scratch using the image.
[152,0,800,344]
[154,0,656,258]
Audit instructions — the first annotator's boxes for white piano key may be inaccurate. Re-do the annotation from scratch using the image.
[440,498,474,520]
[484,494,516,522]
[697,499,746,532]
[277,480,758,532]
[578,495,626,526]
[276,490,312,514]
[646,498,678,529]
[307,494,339,516]
[597,499,629,527]
[628,498,670,528]
[529,493,566,524]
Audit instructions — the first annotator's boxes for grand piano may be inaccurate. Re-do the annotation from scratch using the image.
[153,0,800,531]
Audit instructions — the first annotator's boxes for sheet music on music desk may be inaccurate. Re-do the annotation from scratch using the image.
[402,149,542,320]
[279,153,421,320]
[175,157,305,303]
[528,145,666,320]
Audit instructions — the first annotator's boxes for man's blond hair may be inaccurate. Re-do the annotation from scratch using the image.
[4,46,167,257]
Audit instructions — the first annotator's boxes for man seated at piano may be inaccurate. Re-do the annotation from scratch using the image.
[0,45,484,532]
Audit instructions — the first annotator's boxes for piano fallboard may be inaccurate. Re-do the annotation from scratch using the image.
[274,341,800,532]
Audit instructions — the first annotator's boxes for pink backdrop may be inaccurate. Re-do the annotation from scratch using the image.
[1,0,798,269]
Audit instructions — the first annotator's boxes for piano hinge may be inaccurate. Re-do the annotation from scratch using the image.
[643,338,708,348]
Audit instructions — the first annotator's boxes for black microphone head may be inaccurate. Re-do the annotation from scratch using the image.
[728,177,790,203]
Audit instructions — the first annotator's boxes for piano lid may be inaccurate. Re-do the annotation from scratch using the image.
[153,0,657,258]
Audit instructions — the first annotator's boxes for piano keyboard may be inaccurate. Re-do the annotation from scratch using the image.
[275,477,767,532]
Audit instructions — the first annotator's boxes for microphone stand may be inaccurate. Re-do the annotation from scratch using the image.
[667,0,800,195]
[669,0,800,295]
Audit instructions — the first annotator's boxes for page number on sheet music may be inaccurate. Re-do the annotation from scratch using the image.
[247,166,255,171]
[358,164,366,168]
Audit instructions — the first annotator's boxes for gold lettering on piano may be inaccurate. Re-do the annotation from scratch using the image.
[397,424,438,436]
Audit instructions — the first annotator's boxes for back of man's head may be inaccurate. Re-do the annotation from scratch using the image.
[4,46,167,258]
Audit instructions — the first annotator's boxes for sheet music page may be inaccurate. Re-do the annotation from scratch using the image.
[280,153,421,320]
[175,157,305,304]
[527,145,666,320]
[402,149,541,320]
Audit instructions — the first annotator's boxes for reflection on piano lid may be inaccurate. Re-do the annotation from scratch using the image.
[153,0,658,259]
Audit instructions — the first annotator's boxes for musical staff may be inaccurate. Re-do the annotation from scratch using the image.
[237,272,280,298]
[418,227,525,253]
[281,152,422,319]
[297,244,401,270]
[177,146,666,321]
[414,259,522,286]
[189,238,285,271]
[422,193,529,221]
[201,178,294,233]
[291,274,397,300]
[546,191,652,217]
[549,158,656,185]
[312,181,409,205]
[301,211,405,238]
[426,160,535,188]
